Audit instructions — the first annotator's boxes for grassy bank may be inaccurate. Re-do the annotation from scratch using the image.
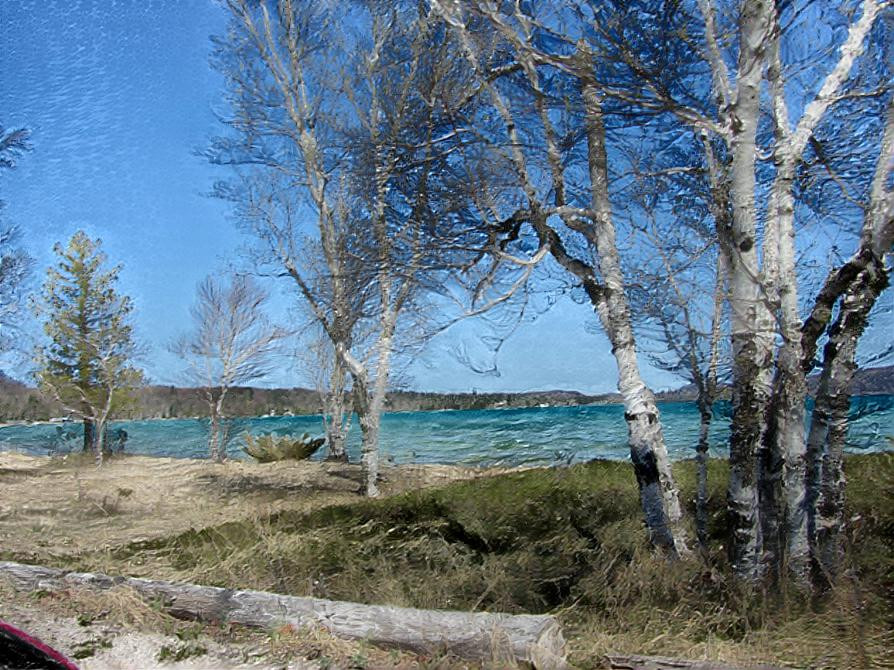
[79,453,891,668]
[3,452,891,667]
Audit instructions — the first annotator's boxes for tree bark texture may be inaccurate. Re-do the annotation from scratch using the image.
[805,96,892,588]
[351,371,380,498]
[208,410,221,463]
[92,420,105,468]
[82,418,95,454]
[323,359,349,462]
[807,261,888,587]
[725,0,775,580]
[0,561,568,669]
[210,391,229,462]
[580,78,687,555]
[759,0,884,586]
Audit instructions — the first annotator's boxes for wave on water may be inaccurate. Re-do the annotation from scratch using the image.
[1,397,891,468]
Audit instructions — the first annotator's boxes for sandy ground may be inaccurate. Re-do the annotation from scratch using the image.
[0,450,500,570]
[0,450,505,668]
[1,596,314,669]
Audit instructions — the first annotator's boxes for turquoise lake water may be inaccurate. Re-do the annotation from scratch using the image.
[1,397,892,467]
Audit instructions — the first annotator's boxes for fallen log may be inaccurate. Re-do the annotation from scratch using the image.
[0,561,566,669]
[604,653,785,670]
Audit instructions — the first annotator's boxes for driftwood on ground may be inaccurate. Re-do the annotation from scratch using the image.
[604,653,785,670]
[0,561,567,669]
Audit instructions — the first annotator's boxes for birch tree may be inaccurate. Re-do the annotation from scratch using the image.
[802,97,894,586]
[430,1,689,554]
[626,166,729,550]
[173,275,290,462]
[600,0,888,578]
[212,0,480,495]
[682,0,888,582]
[431,0,890,578]
[298,326,352,461]
[211,0,376,487]
[596,0,891,580]
[34,231,143,466]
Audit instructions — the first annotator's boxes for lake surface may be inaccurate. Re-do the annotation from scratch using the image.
[1,397,892,467]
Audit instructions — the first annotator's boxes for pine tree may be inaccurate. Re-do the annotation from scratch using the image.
[34,231,142,465]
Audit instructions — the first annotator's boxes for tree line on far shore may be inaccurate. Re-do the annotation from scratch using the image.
[0,372,620,422]
[4,368,892,425]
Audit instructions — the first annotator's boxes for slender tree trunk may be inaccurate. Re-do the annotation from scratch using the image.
[93,419,105,467]
[324,356,349,462]
[760,27,806,586]
[696,254,726,553]
[351,371,380,498]
[208,414,220,462]
[724,0,775,580]
[757,388,784,582]
[337,344,380,497]
[765,334,810,584]
[208,402,220,463]
[580,80,686,555]
[205,388,229,462]
[216,392,228,462]
[808,261,888,587]
[349,314,397,499]
[695,403,712,550]
[365,318,396,497]
[806,97,893,588]
[83,418,95,453]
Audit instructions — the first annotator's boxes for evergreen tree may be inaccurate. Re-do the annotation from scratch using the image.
[34,231,142,464]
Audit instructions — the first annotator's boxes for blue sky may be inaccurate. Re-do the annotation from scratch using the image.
[9,1,883,396]
[0,0,656,393]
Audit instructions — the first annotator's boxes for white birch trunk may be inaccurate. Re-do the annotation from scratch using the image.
[213,392,228,462]
[581,80,687,554]
[769,204,810,584]
[93,420,105,468]
[208,413,221,462]
[806,95,893,587]
[724,0,775,580]
[323,357,349,462]
[808,264,886,586]
[351,371,379,498]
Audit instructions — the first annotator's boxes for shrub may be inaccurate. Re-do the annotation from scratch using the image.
[242,432,325,463]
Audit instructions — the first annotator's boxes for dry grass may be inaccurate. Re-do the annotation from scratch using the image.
[0,451,501,569]
[99,454,892,669]
[2,450,892,668]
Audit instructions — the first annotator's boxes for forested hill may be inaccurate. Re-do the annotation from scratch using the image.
[2,365,892,422]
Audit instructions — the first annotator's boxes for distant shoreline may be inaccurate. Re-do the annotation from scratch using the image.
[2,364,892,423]
[2,391,892,429]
